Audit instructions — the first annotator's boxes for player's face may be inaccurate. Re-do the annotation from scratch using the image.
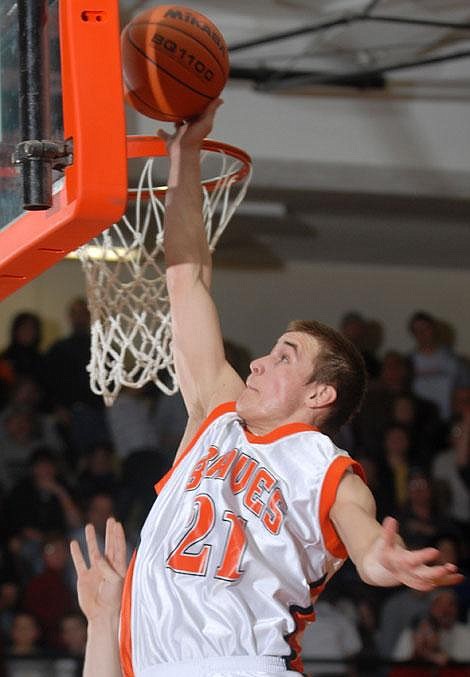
[236,331,320,431]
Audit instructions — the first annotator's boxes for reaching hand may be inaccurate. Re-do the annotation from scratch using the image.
[157,98,223,154]
[70,518,127,622]
[370,517,464,590]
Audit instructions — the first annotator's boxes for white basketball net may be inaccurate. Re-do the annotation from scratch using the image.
[78,140,252,406]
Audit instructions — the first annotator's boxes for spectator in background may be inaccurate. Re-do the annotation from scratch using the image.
[398,468,457,551]
[0,404,53,492]
[0,581,19,645]
[376,586,432,660]
[43,297,109,465]
[408,311,469,424]
[74,442,120,505]
[432,413,470,536]
[59,612,87,657]
[393,588,470,665]
[390,393,441,466]
[0,312,45,389]
[5,448,82,539]
[339,312,381,379]
[6,611,43,656]
[355,351,439,457]
[22,534,76,649]
[301,593,362,676]
[376,424,412,519]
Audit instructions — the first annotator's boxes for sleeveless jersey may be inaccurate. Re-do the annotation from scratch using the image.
[120,402,364,677]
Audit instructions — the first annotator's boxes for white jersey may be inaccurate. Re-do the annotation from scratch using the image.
[120,402,364,676]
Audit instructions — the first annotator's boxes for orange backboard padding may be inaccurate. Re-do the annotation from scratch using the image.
[0,0,127,301]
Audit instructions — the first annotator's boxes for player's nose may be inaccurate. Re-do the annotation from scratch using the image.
[250,357,265,374]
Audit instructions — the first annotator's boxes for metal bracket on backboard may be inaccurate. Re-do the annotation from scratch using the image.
[12,138,73,210]
[13,139,73,170]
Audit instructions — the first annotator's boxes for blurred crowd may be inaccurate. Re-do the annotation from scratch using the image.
[0,299,469,675]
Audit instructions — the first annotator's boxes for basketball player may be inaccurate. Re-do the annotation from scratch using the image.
[71,100,463,677]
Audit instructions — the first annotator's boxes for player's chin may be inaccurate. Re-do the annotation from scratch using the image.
[236,388,257,416]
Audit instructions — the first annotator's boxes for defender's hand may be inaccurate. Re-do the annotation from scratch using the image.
[70,518,127,622]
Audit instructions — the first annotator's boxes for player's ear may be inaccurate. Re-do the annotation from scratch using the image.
[306,383,337,410]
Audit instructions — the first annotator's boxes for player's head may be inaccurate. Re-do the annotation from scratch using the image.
[237,319,366,433]
[287,319,367,432]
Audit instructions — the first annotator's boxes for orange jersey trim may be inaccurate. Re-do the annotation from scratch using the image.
[120,550,137,677]
[154,402,320,495]
[319,456,366,558]
[244,421,319,444]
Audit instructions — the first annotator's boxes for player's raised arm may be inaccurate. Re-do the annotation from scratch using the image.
[330,472,464,589]
[158,101,244,422]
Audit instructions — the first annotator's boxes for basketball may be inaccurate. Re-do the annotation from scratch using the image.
[121,5,230,122]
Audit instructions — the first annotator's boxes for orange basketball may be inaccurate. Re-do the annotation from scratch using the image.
[121,5,229,122]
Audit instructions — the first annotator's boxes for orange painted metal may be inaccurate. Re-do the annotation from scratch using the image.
[0,0,127,300]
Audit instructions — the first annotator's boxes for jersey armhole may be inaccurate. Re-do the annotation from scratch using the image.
[319,456,366,558]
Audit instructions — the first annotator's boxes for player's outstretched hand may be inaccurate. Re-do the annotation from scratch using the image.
[370,517,464,590]
[70,517,127,623]
[157,98,223,154]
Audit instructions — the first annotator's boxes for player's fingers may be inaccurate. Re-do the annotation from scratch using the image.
[156,128,171,142]
[113,521,128,578]
[104,517,116,563]
[85,523,101,565]
[70,540,87,576]
[381,516,398,546]
[401,547,440,568]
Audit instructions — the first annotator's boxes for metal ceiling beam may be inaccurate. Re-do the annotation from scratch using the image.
[250,47,470,91]
[229,13,470,53]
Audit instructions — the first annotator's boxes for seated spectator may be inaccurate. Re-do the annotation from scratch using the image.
[377,587,433,660]
[0,581,19,644]
[393,588,470,665]
[22,534,76,649]
[106,386,160,462]
[59,612,87,657]
[432,533,470,623]
[408,311,469,425]
[339,311,381,379]
[0,406,45,491]
[6,611,43,656]
[432,415,470,536]
[1,312,45,389]
[5,448,82,538]
[391,393,442,466]
[301,597,362,676]
[399,468,458,551]
[376,424,412,519]
[355,351,438,457]
[43,297,109,465]
[74,442,120,504]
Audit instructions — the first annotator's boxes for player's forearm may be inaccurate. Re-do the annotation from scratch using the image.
[83,614,122,677]
[332,499,402,586]
[164,147,211,284]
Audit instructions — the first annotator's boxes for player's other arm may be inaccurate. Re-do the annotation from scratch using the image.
[329,473,463,589]
[159,100,244,422]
